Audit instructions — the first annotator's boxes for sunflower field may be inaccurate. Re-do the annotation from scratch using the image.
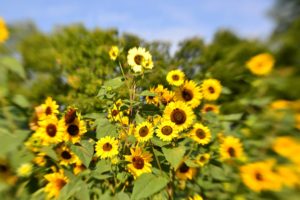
[1,2,300,199]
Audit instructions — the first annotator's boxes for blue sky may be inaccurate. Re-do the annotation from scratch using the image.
[1,0,275,46]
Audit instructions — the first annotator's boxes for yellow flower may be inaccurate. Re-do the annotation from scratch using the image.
[246,53,275,76]
[36,116,62,145]
[190,123,211,145]
[176,162,197,180]
[295,113,300,130]
[196,153,210,167]
[17,163,33,177]
[38,97,59,120]
[220,136,244,161]
[269,100,291,110]
[0,17,9,43]
[175,80,202,108]
[95,136,119,159]
[33,152,47,167]
[272,136,300,163]
[156,121,179,142]
[134,122,154,142]
[107,105,123,122]
[56,145,79,166]
[67,75,81,89]
[276,165,299,188]
[189,194,203,200]
[58,114,87,144]
[146,87,160,106]
[73,162,86,175]
[166,69,185,86]
[163,101,195,131]
[240,160,282,192]
[201,104,220,114]
[125,147,153,178]
[201,79,222,101]
[44,170,68,199]
[127,47,153,72]
[109,46,119,61]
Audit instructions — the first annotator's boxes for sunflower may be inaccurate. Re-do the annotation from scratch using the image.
[188,194,203,200]
[166,69,185,86]
[276,165,299,188]
[95,136,119,159]
[107,105,123,122]
[0,159,17,185]
[44,170,69,199]
[163,101,195,131]
[33,152,47,167]
[127,47,153,72]
[56,145,79,166]
[146,87,159,106]
[272,136,300,163]
[246,53,275,76]
[201,104,220,114]
[190,123,211,145]
[64,107,78,124]
[176,162,197,180]
[156,121,178,142]
[240,160,282,192]
[109,46,119,61]
[17,163,33,177]
[196,153,210,167]
[38,97,59,120]
[134,122,154,142]
[220,136,244,161]
[160,89,174,106]
[36,116,62,145]
[73,162,86,175]
[58,114,87,144]
[201,79,222,101]
[175,80,202,108]
[124,147,153,178]
[0,18,9,43]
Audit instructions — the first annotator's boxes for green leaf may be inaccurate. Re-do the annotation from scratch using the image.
[12,95,30,108]
[162,146,186,170]
[0,56,26,79]
[74,182,90,200]
[58,178,83,200]
[104,76,124,89]
[139,90,156,96]
[70,140,94,167]
[91,160,112,180]
[113,192,130,200]
[209,165,228,181]
[131,173,169,200]
[96,120,118,138]
[135,113,145,124]
[0,130,30,155]
[40,146,58,161]
[219,113,243,121]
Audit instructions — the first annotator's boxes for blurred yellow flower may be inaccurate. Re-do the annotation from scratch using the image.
[175,80,202,108]
[176,162,197,180]
[220,136,244,161]
[56,145,79,166]
[246,53,275,76]
[188,194,203,200]
[44,170,68,199]
[17,163,33,177]
[95,136,119,159]
[166,69,185,86]
[0,17,9,43]
[190,123,211,145]
[201,104,220,114]
[109,46,119,61]
[125,147,152,178]
[201,79,222,101]
[196,153,210,167]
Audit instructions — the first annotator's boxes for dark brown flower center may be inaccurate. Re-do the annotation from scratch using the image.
[227,147,236,157]
[56,179,67,189]
[171,108,186,125]
[45,106,52,115]
[67,124,79,136]
[61,150,72,160]
[112,109,119,117]
[161,126,173,136]
[196,129,206,139]
[102,142,113,151]
[172,74,179,81]
[139,126,149,137]
[182,89,193,101]
[255,172,263,181]
[134,55,143,65]
[46,124,57,137]
[205,106,213,112]
[199,156,207,162]
[208,86,215,94]
[65,109,77,124]
[0,164,8,172]
[179,163,190,173]
[132,156,144,169]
